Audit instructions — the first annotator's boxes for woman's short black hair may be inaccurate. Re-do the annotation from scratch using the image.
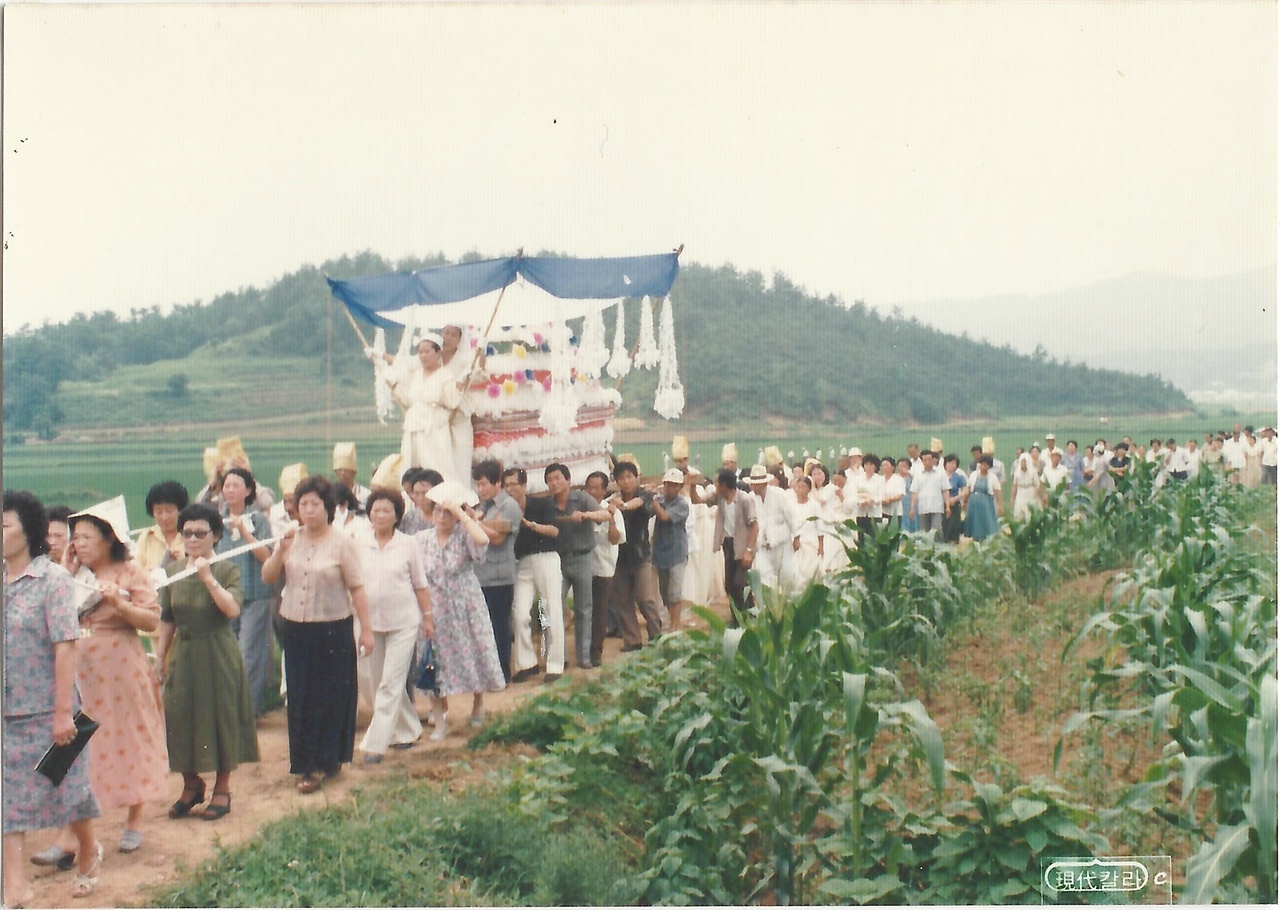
[3,490,50,559]
[294,475,337,523]
[978,454,994,468]
[221,467,258,506]
[178,502,224,541]
[69,514,129,563]
[145,480,190,517]
[366,488,405,522]
[333,483,362,513]
[864,454,883,471]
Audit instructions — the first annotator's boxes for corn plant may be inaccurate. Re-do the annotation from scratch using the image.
[1063,497,1277,903]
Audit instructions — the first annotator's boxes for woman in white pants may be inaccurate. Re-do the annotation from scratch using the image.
[357,490,433,763]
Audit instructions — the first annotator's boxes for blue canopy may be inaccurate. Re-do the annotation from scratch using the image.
[328,252,680,329]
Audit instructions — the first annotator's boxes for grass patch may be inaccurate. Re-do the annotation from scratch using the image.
[146,777,640,908]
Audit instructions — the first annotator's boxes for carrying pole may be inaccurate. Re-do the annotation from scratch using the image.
[464,247,523,381]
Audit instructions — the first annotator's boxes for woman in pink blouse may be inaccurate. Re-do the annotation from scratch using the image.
[262,475,373,794]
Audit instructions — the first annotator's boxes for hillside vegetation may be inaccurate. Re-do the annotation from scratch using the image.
[3,252,1192,437]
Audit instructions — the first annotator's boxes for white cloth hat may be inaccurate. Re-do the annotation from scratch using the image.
[70,495,135,555]
[747,464,770,484]
[425,479,479,508]
[848,447,863,457]
[662,468,685,484]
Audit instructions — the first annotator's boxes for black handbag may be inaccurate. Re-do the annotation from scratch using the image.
[411,637,438,694]
[35,711,99,786]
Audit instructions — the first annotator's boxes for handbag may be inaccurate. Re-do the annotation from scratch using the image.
[411,637,439,694]
[35,711,99,786]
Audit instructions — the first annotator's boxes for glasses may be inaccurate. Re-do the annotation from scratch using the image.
[181,529,210,539]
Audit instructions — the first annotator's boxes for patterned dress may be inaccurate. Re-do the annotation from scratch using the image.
[418,527,506,697]
[77,560,169,809]
[3,556,101,833]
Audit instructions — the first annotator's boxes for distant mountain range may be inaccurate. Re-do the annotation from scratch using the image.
[887,266,1277,409]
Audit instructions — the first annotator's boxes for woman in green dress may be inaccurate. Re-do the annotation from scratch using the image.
[154,503,259,821]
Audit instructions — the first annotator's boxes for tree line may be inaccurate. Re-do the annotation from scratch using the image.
[2,253,1192,437]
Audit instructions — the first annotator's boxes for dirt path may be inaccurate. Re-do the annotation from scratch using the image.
[17,627,665,910]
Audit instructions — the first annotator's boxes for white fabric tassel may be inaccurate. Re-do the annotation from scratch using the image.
[373,327,394,425]
[538,322,580,436]
[653,295,685,420]
[606,298,631,379]
[633,295,659,369]
[578,305,610,378]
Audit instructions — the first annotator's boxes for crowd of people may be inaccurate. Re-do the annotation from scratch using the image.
[4,420,1275,906]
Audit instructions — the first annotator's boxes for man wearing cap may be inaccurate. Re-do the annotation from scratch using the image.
[609,461,665,650]
[1043,433,1060,463]
[652,469,691,630]
[695,467,759,623]
[1042,448,1069,492]
[333,443,372,508]
[746,464,796,594]
[546,463,610,670]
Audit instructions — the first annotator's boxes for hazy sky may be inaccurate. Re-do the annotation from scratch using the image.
[3,2,1275,339]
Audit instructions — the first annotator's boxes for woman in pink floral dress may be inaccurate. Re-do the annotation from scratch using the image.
[418,488,505,740]
[60,502,167,855]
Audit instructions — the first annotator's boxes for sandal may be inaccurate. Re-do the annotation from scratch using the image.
[168,780,207,818]
[71,842,103,899]
[296,774,322,794]
[200,792,231,821]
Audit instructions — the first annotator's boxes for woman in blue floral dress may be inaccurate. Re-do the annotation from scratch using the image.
[418,488,505,741]
[3,491,103,906]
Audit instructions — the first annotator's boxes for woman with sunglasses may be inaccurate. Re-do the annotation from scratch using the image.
[154,504,259,821]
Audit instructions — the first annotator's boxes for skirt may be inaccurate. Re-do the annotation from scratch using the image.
[281,617,357,776]
[3,713,100,833]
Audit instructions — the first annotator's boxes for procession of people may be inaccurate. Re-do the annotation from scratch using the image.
[4,414,1275,906]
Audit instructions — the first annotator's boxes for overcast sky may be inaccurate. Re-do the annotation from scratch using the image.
[3,2,1275,344]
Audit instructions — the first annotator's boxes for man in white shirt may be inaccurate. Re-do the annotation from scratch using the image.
[908,451,948,535]
[746,465,798,594]
[1260,427,1277,485]
[1042,449,1069,492]
[1221,429,1246,483]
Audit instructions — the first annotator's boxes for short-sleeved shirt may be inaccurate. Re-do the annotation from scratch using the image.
[278,527,364,623]
[617,490,655,568]
[474,490,521,586]
[3,556,80,717]
[592,509,626,577]
[513,496,559,559]
[652,493,690,568]
[552,490,602,559]
[359,530,428,631]
[913,468,948,515]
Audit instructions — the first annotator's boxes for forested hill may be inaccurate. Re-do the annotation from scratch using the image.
[3,252,1192,437]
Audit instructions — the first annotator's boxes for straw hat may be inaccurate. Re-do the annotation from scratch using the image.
[279,463,309,497]
[370,453,404,491]
[721,442,739,464]
[671,435,690,460]
[746,464,770,485]
[70,495,134,555]
[930,437,944,453]
[333,442,358,472]
[216,436,248,469]
[981,436,996,456]
[202,447,221,485]
[425,479,479,508]
[763,445,784,468]
[849,447,863,458]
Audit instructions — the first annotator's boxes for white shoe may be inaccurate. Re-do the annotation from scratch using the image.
[429,721,448,741]
[469,710,485,728]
